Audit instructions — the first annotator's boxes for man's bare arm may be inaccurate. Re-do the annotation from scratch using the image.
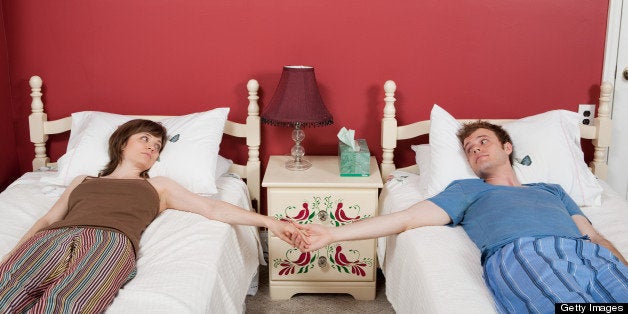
[297,200,451,252]
[572,214,627,265]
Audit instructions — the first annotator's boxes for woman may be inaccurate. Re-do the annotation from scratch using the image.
[0,119,303,313]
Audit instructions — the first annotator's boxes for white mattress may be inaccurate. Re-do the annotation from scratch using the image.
[378,170,628,314]
[0,171,264,313]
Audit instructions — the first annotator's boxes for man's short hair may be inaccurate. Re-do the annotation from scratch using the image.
[456,121,515,165]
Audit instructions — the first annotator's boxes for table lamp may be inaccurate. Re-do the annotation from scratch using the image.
[261,66,333,170]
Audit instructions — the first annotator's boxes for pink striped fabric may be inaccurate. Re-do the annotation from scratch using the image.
[0,227,136,313]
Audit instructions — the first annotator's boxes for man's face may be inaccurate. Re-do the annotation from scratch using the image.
[462,128,512,178]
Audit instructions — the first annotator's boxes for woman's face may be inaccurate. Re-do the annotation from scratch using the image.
[123,132,163,170]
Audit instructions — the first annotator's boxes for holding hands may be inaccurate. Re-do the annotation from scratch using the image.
[267,219,311,248]
[293,223,332,252]
[266,218,335,251]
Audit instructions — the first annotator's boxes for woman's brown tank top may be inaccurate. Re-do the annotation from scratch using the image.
[46,177,160,255]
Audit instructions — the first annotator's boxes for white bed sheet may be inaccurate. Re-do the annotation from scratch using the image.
[377,170,628,314]
[0,171,264,314]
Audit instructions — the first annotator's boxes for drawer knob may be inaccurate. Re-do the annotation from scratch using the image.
[318,211,327,221]
[318,256,328,268]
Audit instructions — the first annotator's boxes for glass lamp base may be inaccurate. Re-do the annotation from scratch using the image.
[285,159,312,171]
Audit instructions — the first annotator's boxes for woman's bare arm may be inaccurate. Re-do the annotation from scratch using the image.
[149,176,305,247]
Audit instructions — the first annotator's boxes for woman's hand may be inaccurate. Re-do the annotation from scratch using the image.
[295,223,332,252]
[267,219,309,247]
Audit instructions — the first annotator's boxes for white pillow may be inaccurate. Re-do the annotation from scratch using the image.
[382,170,428,215]
[215,155,234,178]
[54,153,232,182]
[148,109,229,194]
[503,110,602,206]
[426,105,478,197]
[410,144,431,194]
[41,111,132,186]
[410,144,431,176]
[42,109,230,195]
[426,105,603,206]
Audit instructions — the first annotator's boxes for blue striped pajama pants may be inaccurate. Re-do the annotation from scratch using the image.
[483,236,628,314]
[0,227,136,313]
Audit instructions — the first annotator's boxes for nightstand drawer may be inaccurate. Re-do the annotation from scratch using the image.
[262,156,383,300]
[269,237,375,282]
[267,187,378,229]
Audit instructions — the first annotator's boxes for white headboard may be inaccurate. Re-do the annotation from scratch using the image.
[380,80,613,181]
[28,75,262,210]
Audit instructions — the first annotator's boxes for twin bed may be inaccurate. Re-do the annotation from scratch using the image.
[377,80,628,313]
[0,76,264,313]
[2,75,626,313]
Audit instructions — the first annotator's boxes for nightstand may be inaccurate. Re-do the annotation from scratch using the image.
[262,155,383,300]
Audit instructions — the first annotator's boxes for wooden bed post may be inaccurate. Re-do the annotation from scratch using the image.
[380,80,397,181]
[246,79,261,212]
[28,75,50,170]
[591,81,613,180]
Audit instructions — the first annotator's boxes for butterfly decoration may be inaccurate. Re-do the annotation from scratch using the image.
[515,155,532,166]
[155,134,180,162]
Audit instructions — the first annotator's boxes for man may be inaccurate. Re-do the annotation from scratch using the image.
[296,121,628,313]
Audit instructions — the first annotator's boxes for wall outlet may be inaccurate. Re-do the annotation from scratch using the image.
[578,104,596,125]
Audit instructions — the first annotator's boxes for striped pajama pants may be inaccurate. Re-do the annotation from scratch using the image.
[0,227,136,313]
[484,236,628,314]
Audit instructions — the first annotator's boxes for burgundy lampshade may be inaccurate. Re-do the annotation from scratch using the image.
[261,66,333,127]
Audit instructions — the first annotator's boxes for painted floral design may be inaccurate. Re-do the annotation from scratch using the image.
[324,196,370,226]
[328,245,373,277]
[274,200,317,224]
[273,248,316,275]
[273,195,367,226]
[273,245,373,277]
[272,194,372,277]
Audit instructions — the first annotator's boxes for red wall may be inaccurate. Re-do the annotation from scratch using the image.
[0,2,19,191]
[2,1,609,180]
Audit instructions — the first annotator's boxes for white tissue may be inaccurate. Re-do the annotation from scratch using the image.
[337,127,358,151]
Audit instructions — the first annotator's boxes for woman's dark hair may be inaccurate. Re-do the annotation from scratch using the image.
[456,120,515,165]
[100,119,168,178]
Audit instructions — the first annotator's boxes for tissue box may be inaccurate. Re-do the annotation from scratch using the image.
[339,139,370,177]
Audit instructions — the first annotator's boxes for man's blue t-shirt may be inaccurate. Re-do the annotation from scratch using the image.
[428,179,586,264]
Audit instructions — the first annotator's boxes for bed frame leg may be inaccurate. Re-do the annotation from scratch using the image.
[591,81,612,180]
[29,75,49,171]
[381,80,397,181]
[246,79,261,212]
